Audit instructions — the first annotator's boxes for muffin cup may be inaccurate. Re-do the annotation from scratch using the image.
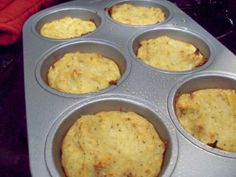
[168,71,236,158]
[35,39,130,97]
[45,94,178,177]
[129,27,215,73]
[105,0,173,27]
[33,7,102,40]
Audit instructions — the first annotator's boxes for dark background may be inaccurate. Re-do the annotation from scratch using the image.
[0,0,235,177]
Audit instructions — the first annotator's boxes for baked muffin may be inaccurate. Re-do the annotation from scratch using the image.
[61,111,166,177]
[110,3,165,25]
[175,89,236,152]
[47,51,120,94]
[137,36,207,71]
[40,16,96,39]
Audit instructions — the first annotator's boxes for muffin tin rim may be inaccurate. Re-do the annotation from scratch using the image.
[167,71,236,158]
[35,38,131,98]
[44,93,179,177]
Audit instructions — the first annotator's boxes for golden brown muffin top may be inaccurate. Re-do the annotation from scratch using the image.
[110,3,165,25]
[137,36,207,71]
[61,111,166,177]
[40,16,96,39]
[175,89,236,152]
[47,51,120,94]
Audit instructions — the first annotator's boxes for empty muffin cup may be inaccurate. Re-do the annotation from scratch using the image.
[130,27,214,73]
[168,71,236,158]
[35,40,130,97]
[34,7,102,40]
[45,95,178,177]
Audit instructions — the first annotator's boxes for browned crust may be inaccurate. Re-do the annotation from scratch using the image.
[207,140,218,148]
[108,5,117,17]
[195,57,208,68]
[109,80,117,85]
[159,141,167,177]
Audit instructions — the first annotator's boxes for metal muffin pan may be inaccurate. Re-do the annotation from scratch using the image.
[45,95,178,177]
[35,39,131,97]
[22,0,236,177]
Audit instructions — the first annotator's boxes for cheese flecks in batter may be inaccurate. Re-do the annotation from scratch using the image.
[110,3,165,25]
[137,36,207,71]
[61,111,166,177]
[40,16,96,39]
[47,52,121,94]
[175,89,236,152]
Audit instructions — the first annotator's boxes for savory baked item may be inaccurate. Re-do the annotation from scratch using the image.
[47,51,120,94]
[137,36,207,71]
[175,89,236,152]
[110,3,165,25]
[61,111,166,177]
[40,16,96,39]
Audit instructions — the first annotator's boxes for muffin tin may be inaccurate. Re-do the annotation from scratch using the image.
[23,0,236,177]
